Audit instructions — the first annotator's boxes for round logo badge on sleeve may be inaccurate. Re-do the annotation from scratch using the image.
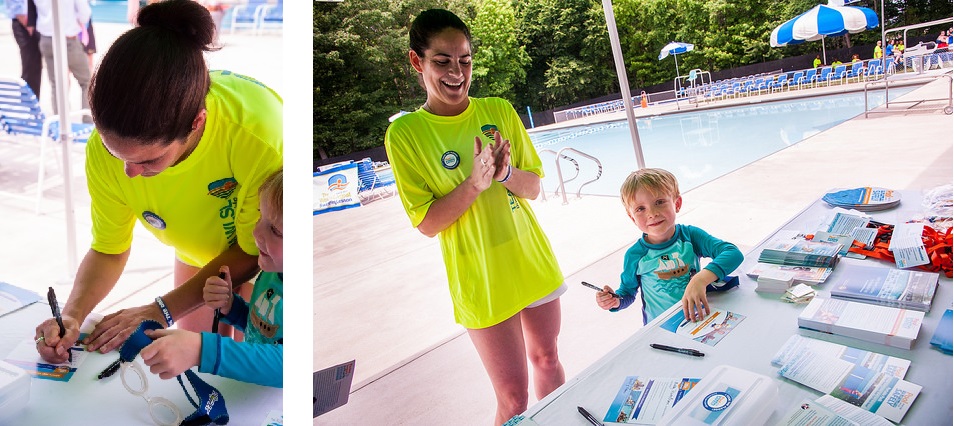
[441,151,460,170]
[143,211,166,230]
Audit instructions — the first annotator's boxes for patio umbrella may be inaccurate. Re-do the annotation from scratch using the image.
[770,3,878,63]
[658,41,694,78]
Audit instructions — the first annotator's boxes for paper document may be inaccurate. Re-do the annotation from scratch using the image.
[659,307,746,346]
[603,376,699,424]
[2,313,101,382]
[777,398,858,426]
[0,282,41,317]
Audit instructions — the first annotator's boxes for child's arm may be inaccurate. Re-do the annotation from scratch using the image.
[198,335,283,388]
[682,269,717,322]
[681,225,746,321]
[204,266,250,333]
[140,329,202,379]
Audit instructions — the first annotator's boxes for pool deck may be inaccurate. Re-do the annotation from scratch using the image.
[314,73,953,425]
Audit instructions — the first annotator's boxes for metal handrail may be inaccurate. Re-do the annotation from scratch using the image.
[538,148,603,205]
[864,73,953,117]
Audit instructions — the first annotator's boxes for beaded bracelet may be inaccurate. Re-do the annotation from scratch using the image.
[497,164,513,183]
[155,296,174,327]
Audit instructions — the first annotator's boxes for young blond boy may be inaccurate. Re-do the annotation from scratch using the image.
[139,169,284,387]
[595,168,743,324]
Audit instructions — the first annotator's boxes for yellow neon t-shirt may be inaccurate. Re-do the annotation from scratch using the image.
[86,70,283,267]
[385,97,564,329]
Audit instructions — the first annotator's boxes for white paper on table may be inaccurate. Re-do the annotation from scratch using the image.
[260,410,282,426]
[778,349,854,393]
[814,395,892,426]
[771,335,911,378]
[888,223,930,268]
[777,398,859,426]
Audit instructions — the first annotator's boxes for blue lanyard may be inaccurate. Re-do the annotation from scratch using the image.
[119,320,230,425]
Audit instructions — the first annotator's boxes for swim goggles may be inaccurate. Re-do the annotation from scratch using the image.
[118,320,230,425]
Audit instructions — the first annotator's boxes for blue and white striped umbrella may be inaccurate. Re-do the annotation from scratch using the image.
[658,41,694,60]
[658,41,694,77]
[770,4,878,47]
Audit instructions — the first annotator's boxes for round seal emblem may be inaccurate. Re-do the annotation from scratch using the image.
[143,211,166,230]
[441,151,460,170]
[702,391,732,412]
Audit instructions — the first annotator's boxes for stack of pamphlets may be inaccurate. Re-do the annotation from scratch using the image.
[755,269,795,293]
[930,309,953,354]
[0,282,41,317]
[822,187,901,212]
[829,264,939,312]
[747,263,833,285]
[775,346,921,423]
[797,297,923,349]
[782,284,816,303]
[758,238,841,268]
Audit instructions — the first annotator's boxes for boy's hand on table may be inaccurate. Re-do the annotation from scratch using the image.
[682,280,710,322]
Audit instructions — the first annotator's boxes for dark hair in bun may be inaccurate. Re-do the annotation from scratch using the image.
[90,0,219,145]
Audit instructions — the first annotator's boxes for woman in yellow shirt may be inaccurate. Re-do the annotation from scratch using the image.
[34,0,282,363]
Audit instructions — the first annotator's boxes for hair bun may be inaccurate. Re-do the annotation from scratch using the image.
[137,0,216,50]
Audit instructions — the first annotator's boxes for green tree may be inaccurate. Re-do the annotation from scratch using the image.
[470,0,530,101]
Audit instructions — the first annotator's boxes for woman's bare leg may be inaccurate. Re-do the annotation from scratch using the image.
[467,314,529,425]
[521,298,565,399]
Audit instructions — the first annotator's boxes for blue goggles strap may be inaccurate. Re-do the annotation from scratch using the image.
[118,320,230,425]
[178,370,229,425]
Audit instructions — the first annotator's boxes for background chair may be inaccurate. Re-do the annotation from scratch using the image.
[230,0,269,34]
[0,76,93,213]
[258,0,283,34]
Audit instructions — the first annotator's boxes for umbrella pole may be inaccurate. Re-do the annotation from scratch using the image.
[822,37,827,64]
[50,0,79,280]
[674,54,680,78]
[601,0,645,169]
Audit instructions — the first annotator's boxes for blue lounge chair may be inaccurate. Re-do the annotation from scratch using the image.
[258,0,283,34]
[816,67,832,86]
[829,64,847,86]
[0,76,93,212]
[790,71,804,91]
[865,59,884,80]
[801,68,817,89]
[847,62,864,83]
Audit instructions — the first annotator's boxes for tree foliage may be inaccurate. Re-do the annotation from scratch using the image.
[315,0,954,161]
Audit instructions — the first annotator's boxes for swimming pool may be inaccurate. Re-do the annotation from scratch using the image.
[530,87,917,197]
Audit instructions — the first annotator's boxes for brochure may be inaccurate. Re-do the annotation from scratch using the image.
[0,282,42,317]
[757,238,841,268]
[747,263,833,286]
[822,187,901,212]
[813,395,893,426]
[1,313,101,382]
[777,398,858,426]
[777,350,921,423]
[829,264,938,312]
[797,297,923,350]
[772,335,910,379]
[603,376,699,424]
[659,307,746,347]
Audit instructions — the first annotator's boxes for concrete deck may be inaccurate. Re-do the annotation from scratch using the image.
[315,75,953,425]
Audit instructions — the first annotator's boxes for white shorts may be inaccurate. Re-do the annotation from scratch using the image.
[526,282,567,309]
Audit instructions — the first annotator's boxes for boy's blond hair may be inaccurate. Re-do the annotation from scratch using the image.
[620,168,680,210]
[258,169,283,225]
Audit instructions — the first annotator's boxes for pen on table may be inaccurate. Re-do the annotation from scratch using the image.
[577,406,604,426]
[211,272,227,333]
[97,358,121,380]
[650,343,705,357]
[46,287,72,363]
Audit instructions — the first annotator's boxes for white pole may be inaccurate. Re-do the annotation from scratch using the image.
[50,0,78,278]
[674,53,680,78]
[601,0,645,169]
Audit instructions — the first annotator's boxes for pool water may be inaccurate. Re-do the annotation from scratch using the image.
[530,87,917,197]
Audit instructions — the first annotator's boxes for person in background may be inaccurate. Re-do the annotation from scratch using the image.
[78,14,96,72]
[851,53,861,63]
[33,0,91,114]
[593,168,743,325]
[34,0,282,365]
[873,40,882,59]
[140,169,284,388]
[8,0,43,98]
[813,54,821,68]
[386,9,566,424]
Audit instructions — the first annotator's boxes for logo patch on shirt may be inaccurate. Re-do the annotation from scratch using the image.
[143,211,166,230]
[480,124,499,140]
[207,178,238,199]
[326,174,348,191]
[441,151,460,170]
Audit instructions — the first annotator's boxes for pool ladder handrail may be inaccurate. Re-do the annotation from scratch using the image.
[538,148,603,205]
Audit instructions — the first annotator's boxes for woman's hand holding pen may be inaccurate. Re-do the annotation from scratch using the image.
[34,316,80,364]
[204,266,234,316]
[596,285,621,310]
